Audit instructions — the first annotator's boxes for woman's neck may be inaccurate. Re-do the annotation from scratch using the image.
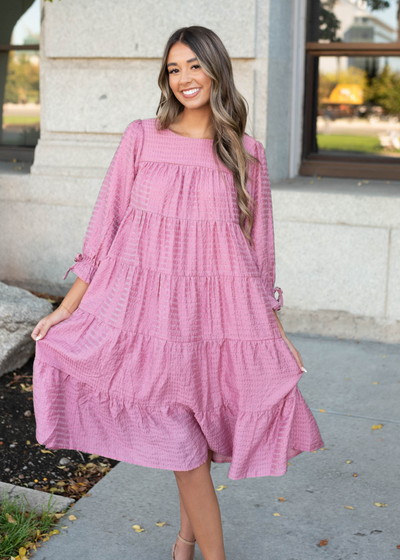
[171,109,215,139]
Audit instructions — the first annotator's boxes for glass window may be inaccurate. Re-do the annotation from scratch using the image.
[318,55,400,158]
[1,0,40,155]
[308,0,399,44]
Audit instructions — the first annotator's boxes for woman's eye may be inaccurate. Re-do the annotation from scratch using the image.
[168,64,200,74]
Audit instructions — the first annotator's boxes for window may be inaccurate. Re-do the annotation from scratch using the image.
[302,0,400,179]
[1,0,40,162]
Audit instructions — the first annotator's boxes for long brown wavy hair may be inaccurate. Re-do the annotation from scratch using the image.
[155,25,260,247]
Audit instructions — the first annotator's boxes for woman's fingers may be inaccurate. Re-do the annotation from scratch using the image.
[284,337,307,373]
[297,353,307,373]
[31,318,50,341]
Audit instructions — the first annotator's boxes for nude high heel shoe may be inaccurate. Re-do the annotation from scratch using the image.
[172,531,196,560]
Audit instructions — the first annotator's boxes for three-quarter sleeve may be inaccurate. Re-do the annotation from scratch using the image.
[249,139,283,311]
[63,119,143,284]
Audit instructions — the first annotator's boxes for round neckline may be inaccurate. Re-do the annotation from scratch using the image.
[166,127,214,141]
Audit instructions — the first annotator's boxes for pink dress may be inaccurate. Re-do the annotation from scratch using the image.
[33,117,324,480]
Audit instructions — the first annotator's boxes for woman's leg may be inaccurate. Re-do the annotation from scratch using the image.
[177,449,213,542]
[173,448,226,560]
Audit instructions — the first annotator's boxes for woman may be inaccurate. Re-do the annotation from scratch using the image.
[31,26,324,560]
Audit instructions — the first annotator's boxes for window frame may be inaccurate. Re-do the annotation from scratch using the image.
[301,41,400,180]
[0,43,40,162]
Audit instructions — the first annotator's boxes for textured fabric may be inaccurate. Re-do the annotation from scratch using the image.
[33,118,324,480]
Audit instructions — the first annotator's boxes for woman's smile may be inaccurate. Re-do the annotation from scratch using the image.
[181,87,201,99]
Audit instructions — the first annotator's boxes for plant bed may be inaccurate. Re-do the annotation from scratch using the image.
[0,358,118,501]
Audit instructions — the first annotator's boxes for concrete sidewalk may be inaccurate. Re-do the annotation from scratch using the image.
[33,335,400,560]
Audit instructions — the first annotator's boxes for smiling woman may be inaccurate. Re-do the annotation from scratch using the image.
[32,24,323,560]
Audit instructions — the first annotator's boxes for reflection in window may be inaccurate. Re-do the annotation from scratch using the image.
[3,50,40,147]
[1,0,40,150]
[318,57,400,157]
[311,0,399,43]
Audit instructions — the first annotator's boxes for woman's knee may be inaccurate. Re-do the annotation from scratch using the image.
[174,456,209,481]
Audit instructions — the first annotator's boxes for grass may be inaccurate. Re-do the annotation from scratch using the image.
[2,116,40,125]
[0,491,59,560]
[317,134,383,153]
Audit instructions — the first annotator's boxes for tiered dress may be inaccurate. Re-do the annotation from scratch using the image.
[33,117,324,480]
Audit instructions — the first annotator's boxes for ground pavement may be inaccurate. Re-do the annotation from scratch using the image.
[32,334,400,560]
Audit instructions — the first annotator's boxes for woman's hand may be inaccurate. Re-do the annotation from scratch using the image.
[31,305,72,342]
[272,310,307,373]
[282,335,306,372]
[31,277,89,342]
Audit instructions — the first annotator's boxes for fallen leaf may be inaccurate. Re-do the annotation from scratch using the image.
[319,409,326,413]
[346,460,353,464]
[374,502,388,507]
[372,382,378,385]
[156,522,166,527]
[319,539,328,546]
[273,513,280,516]
[132,524,145,532]
[344,506,354,510]
[215,485,227,491]
[19,548,27,558]
[26,440,31,445]
[54,513,65,519]
[20,383,33,392]
[89,454,99,459]
[353,473,358,477]
[371,424,383,430]
[278,497,285,502]
[287,462,291,465]
[61,526,68,529]
[68,515,77,521]
[41,449,55,455]
[6,513,17,523]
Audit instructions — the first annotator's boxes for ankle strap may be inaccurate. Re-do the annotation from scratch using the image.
[178,531,196,545]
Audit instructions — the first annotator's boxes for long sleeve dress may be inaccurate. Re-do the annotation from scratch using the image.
[32,117,324,480]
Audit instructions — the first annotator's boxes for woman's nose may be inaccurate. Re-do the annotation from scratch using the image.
[179,69,192,85]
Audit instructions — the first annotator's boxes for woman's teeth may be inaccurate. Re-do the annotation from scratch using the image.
[182,88,200,96]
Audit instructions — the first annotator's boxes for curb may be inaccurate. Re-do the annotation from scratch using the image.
[0,481,75,512]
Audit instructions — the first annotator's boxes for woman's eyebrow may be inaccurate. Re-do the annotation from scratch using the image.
[167,57,198,68]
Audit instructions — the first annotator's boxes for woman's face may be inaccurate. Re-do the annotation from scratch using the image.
[167,42,212,109]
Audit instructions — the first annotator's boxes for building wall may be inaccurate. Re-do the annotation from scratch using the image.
[266,0,294,180]
[273,178,400,343]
